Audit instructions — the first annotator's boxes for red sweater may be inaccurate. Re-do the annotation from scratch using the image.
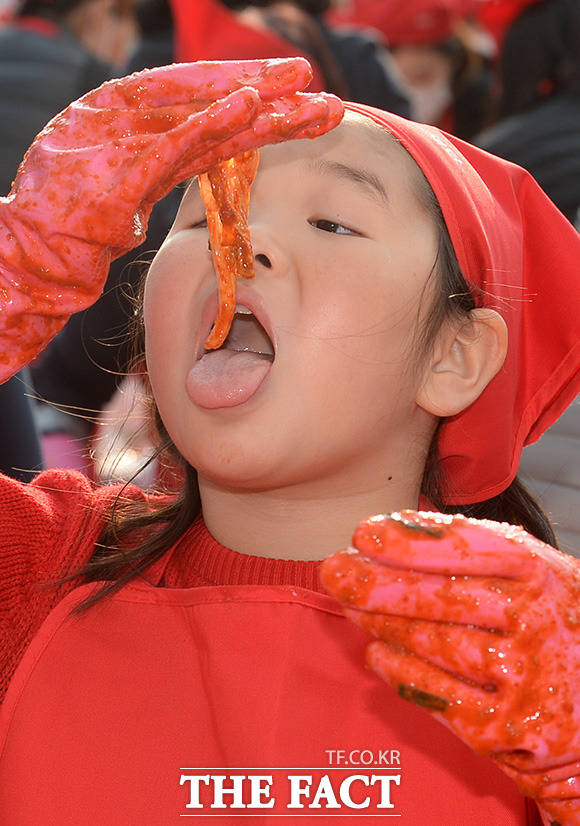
[0,468,543,823]
[0,468,322,703]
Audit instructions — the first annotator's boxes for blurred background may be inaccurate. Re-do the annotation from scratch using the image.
[1,0,578,553]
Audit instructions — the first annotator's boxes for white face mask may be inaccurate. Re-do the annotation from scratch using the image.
[0,0,17,18]
[406,81,453,125]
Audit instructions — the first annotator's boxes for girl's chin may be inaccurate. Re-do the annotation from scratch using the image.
[192,449,313,494]
[187,449,281,490]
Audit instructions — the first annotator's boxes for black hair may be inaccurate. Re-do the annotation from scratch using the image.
[220,0,331,14]
[134,0,173,34]
[17,0,85,18]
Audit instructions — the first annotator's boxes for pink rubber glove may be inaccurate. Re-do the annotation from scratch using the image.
[320,511,580,826]
[0,58,343,380]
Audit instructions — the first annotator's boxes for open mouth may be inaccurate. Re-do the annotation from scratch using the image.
[206,305,275,362]
[187,303,276,409]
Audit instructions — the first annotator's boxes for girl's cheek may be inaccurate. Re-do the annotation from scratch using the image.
[142,262,171,357]
[143,247,195,367]
[144,236,208,323]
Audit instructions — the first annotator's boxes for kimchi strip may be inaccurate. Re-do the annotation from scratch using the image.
[199,150,259,350]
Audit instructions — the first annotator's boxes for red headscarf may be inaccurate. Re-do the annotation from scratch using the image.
[345,102,580,504]
[171,0,325,91]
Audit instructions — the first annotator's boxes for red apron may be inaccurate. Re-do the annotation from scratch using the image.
[0,548,535,824]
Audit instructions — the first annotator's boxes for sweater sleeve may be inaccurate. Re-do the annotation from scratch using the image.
[0,468,130,702]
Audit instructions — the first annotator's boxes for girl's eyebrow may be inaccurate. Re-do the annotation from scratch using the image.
[307,159,389,208]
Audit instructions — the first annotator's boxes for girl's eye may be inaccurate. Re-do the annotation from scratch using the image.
[190,218,207,229]
[310,219,359,236]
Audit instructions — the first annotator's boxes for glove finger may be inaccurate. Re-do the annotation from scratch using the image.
[536,798,580,826]
[257,92,344,140]
[495,752,580,791]
[366,640,492,717]
[94,87,262,243]
[343,608,506,689]
[352,512,545,582]
[57,104,195,149]
[190,92,342,164]
[320,550,524,629]
[165,93,343,194]
[538,775,580,801]
[84,58,314,110]
[367,641,520,760]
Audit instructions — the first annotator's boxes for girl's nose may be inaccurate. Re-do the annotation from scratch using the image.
[255,253,273,269]
[251,230,290,275]
[250,224,291,276]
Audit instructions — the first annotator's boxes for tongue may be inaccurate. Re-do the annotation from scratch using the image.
[186,350,272,409]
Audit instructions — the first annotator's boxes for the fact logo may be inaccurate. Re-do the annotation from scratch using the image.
[179,749,402,816]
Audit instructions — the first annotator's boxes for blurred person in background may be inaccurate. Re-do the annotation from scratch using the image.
[329,0,496,138]
[1,0,137,187]
[0,0,17,24]
[0,0,137,481]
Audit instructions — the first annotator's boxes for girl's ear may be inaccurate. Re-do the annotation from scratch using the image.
[416,309,508,416]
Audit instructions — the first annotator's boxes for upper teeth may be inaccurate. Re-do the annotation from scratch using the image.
[235,305,253,315]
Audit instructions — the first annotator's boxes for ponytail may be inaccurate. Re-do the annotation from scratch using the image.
[455,477,559,548]
[421,432,558,546]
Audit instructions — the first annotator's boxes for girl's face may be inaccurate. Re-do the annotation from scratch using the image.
[144,116,440,493]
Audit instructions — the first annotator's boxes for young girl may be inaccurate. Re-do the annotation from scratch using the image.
[0,57,579,825]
